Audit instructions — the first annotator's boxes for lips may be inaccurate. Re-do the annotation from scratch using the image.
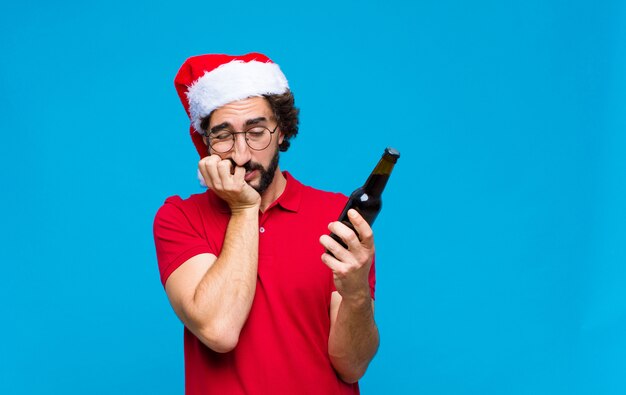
[244,170,258,182]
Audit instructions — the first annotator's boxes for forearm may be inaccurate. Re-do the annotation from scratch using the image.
[187,208,259,351]
[328,293,380,383]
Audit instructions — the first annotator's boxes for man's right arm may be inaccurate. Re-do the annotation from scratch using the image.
[163,156,261,353]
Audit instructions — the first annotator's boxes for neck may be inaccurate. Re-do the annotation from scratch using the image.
[259,167,286,212]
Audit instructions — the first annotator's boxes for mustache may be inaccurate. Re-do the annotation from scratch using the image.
[227,159,264,173]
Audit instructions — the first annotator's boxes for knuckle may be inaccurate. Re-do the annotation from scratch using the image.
[356,255,368,267]
[346,231,359,244]
[360,228,373,241]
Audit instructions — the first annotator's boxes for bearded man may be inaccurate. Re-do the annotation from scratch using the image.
[154,53,379,394]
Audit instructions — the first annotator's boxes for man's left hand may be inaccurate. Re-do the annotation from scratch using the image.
[319,209,374,303]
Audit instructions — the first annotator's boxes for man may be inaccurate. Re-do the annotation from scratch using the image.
[154,53,379,394]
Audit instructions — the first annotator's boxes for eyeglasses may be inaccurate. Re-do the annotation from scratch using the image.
[207,125,279,153]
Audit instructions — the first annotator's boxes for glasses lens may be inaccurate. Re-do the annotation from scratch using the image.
[246,127,272,150]
[208,132,234,153]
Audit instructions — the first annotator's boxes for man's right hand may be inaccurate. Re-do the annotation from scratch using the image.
[198,155,261,212]
[167,154,262,353]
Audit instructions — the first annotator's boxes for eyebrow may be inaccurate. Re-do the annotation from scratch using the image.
[209,122,231,134]
[245,117,268,126]
[209,117,269,134]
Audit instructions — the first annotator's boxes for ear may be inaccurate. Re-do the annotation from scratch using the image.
[278,131,285,145]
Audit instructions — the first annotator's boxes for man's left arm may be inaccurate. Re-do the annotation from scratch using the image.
[320,209,380,383]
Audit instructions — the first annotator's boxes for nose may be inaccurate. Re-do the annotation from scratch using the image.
[230,132,252,166]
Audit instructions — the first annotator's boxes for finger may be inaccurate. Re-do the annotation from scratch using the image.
[320,249,345,274]
[327,220,360,251]
[216,159,234,187]
[198,159,210,187]
[198,156,219,189]
[232,165,246,185]
[319,234,351,263]
[206,156,224,189]
[215,160,233,190]
[347,209,374,248]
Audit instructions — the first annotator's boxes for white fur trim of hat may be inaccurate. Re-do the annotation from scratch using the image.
[186,60,289,135]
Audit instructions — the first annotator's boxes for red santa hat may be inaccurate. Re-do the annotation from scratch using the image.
[174,53,290,158]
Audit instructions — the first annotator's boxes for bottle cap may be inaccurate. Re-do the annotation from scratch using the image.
[384,147,401,162]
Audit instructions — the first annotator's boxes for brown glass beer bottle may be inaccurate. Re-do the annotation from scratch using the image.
[330,147,400,249]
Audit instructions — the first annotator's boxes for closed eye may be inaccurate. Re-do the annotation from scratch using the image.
[211,131,233,141]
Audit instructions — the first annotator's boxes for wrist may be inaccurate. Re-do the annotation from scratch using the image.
[339,289,372,310]
[230,203,260,216]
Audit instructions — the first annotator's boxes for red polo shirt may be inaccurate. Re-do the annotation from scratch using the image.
[154,172,376,395]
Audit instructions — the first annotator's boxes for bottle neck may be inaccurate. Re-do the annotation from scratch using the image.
[363,154,397,195]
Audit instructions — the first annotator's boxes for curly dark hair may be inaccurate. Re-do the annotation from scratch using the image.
[263,91,299,152]
[199,90,300,152]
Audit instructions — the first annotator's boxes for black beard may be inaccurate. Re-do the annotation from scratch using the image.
[243,149,280,195]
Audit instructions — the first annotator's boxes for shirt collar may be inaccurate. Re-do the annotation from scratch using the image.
[274,171,301,213]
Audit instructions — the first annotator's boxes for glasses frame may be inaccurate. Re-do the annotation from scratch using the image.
[206,124,279,153]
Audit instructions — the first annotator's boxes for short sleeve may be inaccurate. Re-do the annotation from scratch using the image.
[153,196,213,287]
[368,257,376,300]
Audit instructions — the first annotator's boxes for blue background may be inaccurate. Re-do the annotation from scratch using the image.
[1,0,625,394]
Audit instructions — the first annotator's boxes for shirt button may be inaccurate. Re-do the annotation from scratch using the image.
[259,227,265,233]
